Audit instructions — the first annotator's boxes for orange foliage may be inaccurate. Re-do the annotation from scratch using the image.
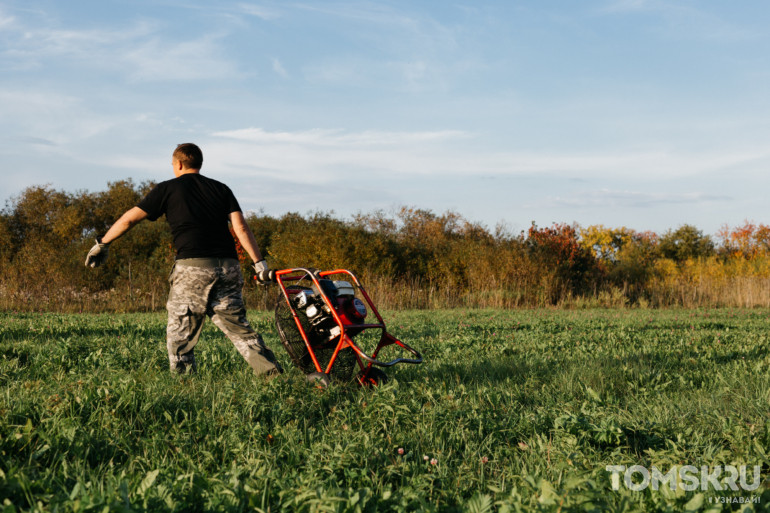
[527,223,601,294]
[717,220,770,259]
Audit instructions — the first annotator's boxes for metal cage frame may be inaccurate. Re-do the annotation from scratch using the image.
[273,267,423,384]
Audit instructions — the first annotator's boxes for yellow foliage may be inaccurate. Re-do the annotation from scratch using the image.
[580,225,643,261]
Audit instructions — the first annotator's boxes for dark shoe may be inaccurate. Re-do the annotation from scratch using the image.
[169,353,197,374]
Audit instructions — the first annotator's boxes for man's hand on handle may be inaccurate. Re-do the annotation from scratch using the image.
[253,259,275,284]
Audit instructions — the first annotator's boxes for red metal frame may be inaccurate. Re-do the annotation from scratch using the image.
[274,267,422,381]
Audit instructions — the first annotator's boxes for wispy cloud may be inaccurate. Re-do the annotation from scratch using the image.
[539,188,731,209]
[599,0,758,41]
[11,136,57,147]
[293,2,462,92]
[602,0,657,13]
[1,18,155,66]
[0,11,15,29]
[206,127,472,183]
[122,34,238,82]
[203,127,769,190]
[236,3,281,20]
[213,127,468,146]
[0,89,112,142]
[0,12,237,82]
[294,2,419,27]
[271,57,288,78]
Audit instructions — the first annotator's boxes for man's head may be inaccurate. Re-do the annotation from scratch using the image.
[173,143,203,171]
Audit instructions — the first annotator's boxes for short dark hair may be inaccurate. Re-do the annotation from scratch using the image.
[173,143,203,170]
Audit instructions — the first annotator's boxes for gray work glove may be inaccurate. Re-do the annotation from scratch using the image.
[85,238,110,268]
[252,259,275,284]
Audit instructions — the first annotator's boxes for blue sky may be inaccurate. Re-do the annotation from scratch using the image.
[2,0,769,236]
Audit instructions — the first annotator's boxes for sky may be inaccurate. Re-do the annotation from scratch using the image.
[1,0,769,236]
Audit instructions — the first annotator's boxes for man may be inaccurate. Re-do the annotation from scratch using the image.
[85,143,283,377]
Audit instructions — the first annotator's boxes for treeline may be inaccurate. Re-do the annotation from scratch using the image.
[2,180,770,312]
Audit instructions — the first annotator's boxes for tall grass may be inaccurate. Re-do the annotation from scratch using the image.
[8,267,770,313]
[645,257,770,308]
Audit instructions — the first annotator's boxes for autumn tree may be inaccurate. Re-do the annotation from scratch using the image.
[527,222,601,297]
[659,224,714,262]
[716,221,770,259]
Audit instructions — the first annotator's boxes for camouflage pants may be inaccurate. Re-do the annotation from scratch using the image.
[166,258,283,376]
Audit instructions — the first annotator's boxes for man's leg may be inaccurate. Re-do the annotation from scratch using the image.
[166,264,216,373]
[208,264,283,376]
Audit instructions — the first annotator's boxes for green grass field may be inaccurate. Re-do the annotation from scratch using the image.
[2,308,770,512]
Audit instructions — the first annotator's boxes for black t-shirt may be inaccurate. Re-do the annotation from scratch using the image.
[137,173,241,260]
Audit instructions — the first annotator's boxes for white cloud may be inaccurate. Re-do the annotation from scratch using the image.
[123,34,238,82]
[205,128,472,184]
[484,149,767,179]
[202,127,770,190]
[599,0,757,41]
[538,188,731,209]
[0,12,237,82]
[0,12,15,29]
[602,0,655,12]
[292,2,461,92]
[213,127,468,146]
[294,1,459,53]
[0,89,115,143]
[1,18,155,63]
[271,57,288,78]
[294,3,416,27]
[237,3,281,20]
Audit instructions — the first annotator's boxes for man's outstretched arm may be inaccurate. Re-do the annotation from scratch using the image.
[102,207,149,244]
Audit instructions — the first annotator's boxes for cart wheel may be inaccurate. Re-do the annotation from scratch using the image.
[306,372,331,388]
[357,367,389,387]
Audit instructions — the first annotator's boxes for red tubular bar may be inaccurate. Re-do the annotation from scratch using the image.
[275,269,325,373]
